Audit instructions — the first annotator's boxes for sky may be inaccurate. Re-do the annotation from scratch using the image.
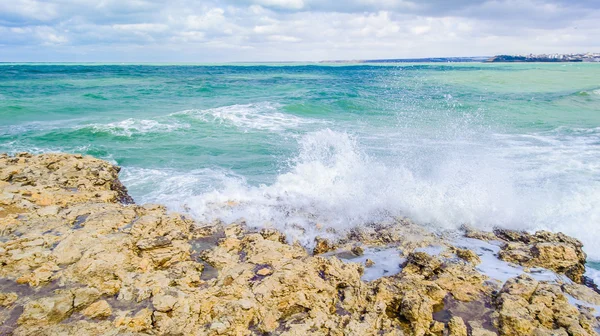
[1,0,599,62]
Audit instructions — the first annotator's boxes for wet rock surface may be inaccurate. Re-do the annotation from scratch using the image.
[493,229,587,283]
[0,153,598,335]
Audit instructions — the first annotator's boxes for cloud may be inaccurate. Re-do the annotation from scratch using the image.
[0,0,599,61]
[252,0,306,10]
[112,23,169,33]
[0,0,59,25]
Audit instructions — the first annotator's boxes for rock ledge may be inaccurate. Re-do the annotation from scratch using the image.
[0,153,598,336]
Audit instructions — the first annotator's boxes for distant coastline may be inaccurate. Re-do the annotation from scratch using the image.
[486,53,600,63]
[322,53,600,64]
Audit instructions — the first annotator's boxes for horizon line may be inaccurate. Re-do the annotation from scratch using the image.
[3,53,599,65]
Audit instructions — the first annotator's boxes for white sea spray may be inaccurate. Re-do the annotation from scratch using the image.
[171,128,600,259]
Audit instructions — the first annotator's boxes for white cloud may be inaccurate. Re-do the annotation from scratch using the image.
[37,26,68,45]
[253,24,280,34]
[267,34,301,42]
[112,23,169,32]
[171,31,206,43]
[253,0,305,10]
[411,25,431,35]
[0,0,599,62]
[181,8,227,31]
[0,0,59,22]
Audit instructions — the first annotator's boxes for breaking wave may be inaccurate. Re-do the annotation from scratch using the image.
[82,118,189,137]
[576,88,600,97]
[129,127,600,257]
[172,102,323,132]
[119,166,242,211]
[11,102,323,140]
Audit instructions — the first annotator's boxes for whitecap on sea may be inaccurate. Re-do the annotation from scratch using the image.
[83,118,189,137]
[171,102,324,132]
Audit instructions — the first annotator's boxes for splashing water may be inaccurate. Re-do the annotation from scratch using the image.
[181,128,600,253]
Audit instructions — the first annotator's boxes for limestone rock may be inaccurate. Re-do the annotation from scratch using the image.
[351,245,364,256]
[114,308,153,332]
[455,247,481,265]
[313,237,336,254]
[448,316,468,336]
[136,236,171,250]
[18,291,74,325]
[495,275,597,336]
[496,230,586,283]
[563,284,600,305]
[0,292,18,306]
[464,227,500,241]
[73,287,102,309]
[402,252,442,278]
[81,300,112,319]
[152,293,178,312]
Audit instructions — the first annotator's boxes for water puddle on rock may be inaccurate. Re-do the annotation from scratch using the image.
[433,295,497,333]
[451,237,570,284]
[189,229,226,281]
[72,214,89,229]
[0,278,66,334]
[328,247,406,281]
[566,294,600,318]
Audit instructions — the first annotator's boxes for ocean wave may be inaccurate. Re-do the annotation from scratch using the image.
[115,124,600,259]
[538,125,600,136]
[492,127,600,181]
[81,118,189,137]
[119,166,243,211]
[0,120,77,137]
[0,140,114,164]
[82,93,109,100]
[585,266,600,286]
[0,141,52,155]
[183,128,518,246]
[172,102,322,131]
[576,88,600,97]
[161,128,599,258]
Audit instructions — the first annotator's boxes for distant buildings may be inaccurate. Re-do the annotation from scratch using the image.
[319,54,600,64]
[487,53,600,62]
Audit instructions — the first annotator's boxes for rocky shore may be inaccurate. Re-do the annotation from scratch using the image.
[0,153,599,335]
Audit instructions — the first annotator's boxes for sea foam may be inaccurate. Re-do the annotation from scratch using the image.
[171,127,600,259]
[112,123,600,260]
[173,102,323,132]
[119,166,241,211]
[84,118,189,137]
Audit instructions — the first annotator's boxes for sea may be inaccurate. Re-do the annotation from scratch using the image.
[1,62,599,275]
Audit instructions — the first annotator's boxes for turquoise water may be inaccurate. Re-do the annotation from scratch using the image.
[1,63,599,261]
